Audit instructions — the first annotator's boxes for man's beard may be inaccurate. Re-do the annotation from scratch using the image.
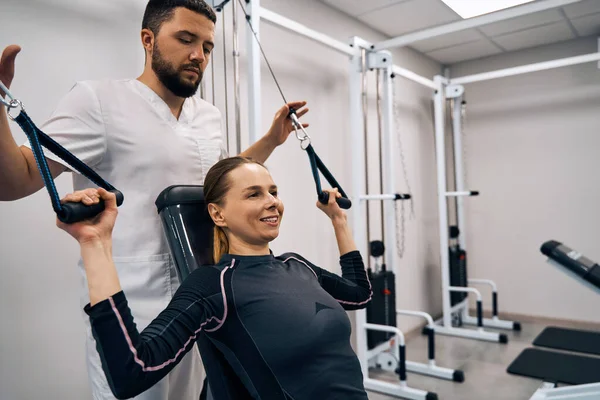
[151,43,202,98]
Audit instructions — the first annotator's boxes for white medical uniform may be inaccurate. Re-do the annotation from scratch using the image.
[25,79,227,400]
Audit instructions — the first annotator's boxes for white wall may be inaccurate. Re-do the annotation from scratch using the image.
[0,0,440,399]
[449,36,600,324]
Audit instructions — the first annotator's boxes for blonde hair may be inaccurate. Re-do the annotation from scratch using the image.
[212,226,229,265]
[203,156,267,263]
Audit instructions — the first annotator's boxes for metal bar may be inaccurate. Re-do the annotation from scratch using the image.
[452,51,600,84]
[232,0,242,154]
[432,326,503,343]
[445,191,477,197]
[252,11,435,90]
[396,310,435,326]
[433,75,453,328]
[364,323,405,345]
[468,278,498,292]
[377,69,385,246]
[405,361,456,381]
[361,194,399,201]
[247,0,261,144]
[392,65,436,89]
[381,64,396,273]
[361,48,372,268]
[349,37,369,380]
[210,52,216,106]
[222,7,230,152]
[259,7,356,56]
[451,97,467,250]
[449,286,482,301]
[463,316,516,330]
[373,0,582,51]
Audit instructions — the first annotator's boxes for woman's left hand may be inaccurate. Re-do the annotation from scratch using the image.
[56,188,118,245]
[316,188,346,222]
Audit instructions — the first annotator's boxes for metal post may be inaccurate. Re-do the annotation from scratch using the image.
[246,0,261,144]
[451,96,466,250]
[361,48,372,267]
[376,69,385,245]
[381,64,397,274]
[433,75,453,329]
[222,7,230,152]
[232,0,242,154]
[349,37,368,380]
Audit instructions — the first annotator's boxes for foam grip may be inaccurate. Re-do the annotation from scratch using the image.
[470,191,480,196]
[58,190,124,224]
[318,192,352,209]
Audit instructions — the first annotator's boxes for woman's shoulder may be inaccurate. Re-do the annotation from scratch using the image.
[183,264,226,294]
[276,252,306,262]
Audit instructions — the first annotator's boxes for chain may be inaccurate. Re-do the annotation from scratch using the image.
[392,78,415,259]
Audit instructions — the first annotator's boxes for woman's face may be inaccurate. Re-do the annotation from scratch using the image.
[213,163,284,247]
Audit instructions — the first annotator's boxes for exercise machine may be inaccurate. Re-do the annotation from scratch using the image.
[429,83,520,343]
[507,240,600,400]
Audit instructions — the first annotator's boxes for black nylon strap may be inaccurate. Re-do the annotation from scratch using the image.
[305,144,350,200]
[13,109,121,221]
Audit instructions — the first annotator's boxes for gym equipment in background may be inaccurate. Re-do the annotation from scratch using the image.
[507,240,600,400]
[428,92,520,343]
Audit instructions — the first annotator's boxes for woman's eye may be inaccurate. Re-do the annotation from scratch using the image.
[249,192,259,198]
[270,191,278,197]
[180,38,191,44]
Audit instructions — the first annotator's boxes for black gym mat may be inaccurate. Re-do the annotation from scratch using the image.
[533,326,600,356]
[507,348,600,385]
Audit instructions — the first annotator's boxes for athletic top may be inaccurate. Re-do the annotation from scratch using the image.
[85,250,372,399]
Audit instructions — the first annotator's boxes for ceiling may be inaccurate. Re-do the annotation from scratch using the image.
[319,0,600,64]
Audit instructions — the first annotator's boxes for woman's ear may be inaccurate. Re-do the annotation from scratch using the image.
[208,203,227,228]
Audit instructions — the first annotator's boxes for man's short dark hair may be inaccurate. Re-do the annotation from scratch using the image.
[142,0,217,34]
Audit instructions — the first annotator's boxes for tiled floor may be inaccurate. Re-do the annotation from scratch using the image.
[365,320,595,400]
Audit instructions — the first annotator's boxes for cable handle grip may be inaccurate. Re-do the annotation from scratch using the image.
[58,190,124,224]
[318,191,352,210]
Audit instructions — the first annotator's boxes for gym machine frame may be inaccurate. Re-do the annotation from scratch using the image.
[367,0,600,344]
[243,2,462,398]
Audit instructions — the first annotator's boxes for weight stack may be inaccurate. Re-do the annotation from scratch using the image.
[366,270,397,349]
[449,246,468,306]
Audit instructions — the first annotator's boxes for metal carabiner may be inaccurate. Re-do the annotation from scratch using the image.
[0,81,24,120]
[0,80,15,107]
[290,111,311,149]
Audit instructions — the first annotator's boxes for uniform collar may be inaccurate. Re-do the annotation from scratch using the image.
[129,79,195,126]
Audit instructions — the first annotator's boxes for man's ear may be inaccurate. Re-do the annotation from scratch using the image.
[141,28,155,54]
[208,203,227,228]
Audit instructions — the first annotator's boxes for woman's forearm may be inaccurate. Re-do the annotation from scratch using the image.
[80,239,122,306]
[331,215,358,256]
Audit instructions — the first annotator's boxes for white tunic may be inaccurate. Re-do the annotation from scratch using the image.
[25,79,226,399]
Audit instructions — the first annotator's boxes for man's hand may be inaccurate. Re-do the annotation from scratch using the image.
[266,100,309,146]
[0,45,21,96]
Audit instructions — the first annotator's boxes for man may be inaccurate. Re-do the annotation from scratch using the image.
[0,1,308,399]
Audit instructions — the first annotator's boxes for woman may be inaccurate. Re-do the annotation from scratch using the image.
[57,156,372,399]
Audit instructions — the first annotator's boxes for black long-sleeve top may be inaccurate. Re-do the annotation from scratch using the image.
[85,250,372,399]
